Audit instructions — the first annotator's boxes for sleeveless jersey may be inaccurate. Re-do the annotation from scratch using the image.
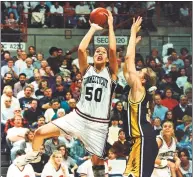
[76,65,116,122]
[127,90,154,138]
[155,134,176,168]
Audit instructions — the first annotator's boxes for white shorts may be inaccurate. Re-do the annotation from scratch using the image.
[151,167,171,177]
[52,109,109,158]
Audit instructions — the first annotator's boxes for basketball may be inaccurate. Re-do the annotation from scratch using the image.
[90,8,108,27]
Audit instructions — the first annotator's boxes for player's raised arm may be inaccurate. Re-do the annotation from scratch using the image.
[107,10,118,79]
[78,23,103,74]
[123,17,142,87]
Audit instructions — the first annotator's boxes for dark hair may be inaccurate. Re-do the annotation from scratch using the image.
[8,12,15,19]
[178,68,186,76]
[50,99,60,105]
[164,111,173,121]
[37,115,45,121]
[114,101,123,111]
[24,85,32,91]
[49,47,58,55]
[3,50,10,55]
[57,144,68,159]
[7,58,14,62]
[178,148,190,159]
[4,72,13,77]
[167,48,176,55]
[163,88,173,98]
[28,46,36,51]
[38,79,49,89]
[180,47,189,55]
[19,73,27,78]
[118,129,125,135]
[16,149,26,156]
[29,99,38,104]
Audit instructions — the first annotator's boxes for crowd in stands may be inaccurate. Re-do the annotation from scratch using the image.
[1,1,192,30]
[1,39,192,176]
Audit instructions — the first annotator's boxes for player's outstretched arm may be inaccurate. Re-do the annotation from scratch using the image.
[107,10,118,80]
[123,17,142,87]
[78,23,103,74]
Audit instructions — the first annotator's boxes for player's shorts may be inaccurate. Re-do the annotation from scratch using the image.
[124,136,158,177]
[52,109,109,158]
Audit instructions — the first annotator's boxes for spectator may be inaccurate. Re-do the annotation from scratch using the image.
[7,149,35,177]
[170,51,184,69]
[163,57,173,74]
[169,64,179,82]
[47,47,62,74]
[23,99,42,126]
[151,121,181,177]
[164,111,175,124]
[179,47,190,61]
[1,73,16,92]
[1,96,15,125]
[153,117,162,136]
[17,84,37,99]
[152,94,168,122]
[110,101,127,128]
[30,72,42,92]
[31,144,49,177]
[179,4,191,26]
[1,85,20,109]
[31,115,46,129]
[23,129,35,153]
[15,51,27,75]
[60,91,73,113]
[41,150,69,177]
[1,50,11,66]
[173,95,192,126]
[5,1,19,21]
[185,87,192,106]
[33,52,44,69]
[107,117,121,148]
[63,2,76,28]
[75,1,90,28]
[19,85,34,110]
[176,115,192,136]
[27,46,37,61]
[176,68,188,90]
[57,108,66,118]
[13,48,22,61]
[70,65,80,80]
[32,2,50,28]
[39,60,48,76]
[69,138,90,166]
[50,2,64,28]
[161,88,179,111]
[44,99,62,122]
[35,79,49,99]
[184,58,192,77]
[57,144,78,175]
[1,59,18,78]
[6,115,29,161]
[177,148,192,177]
[148,48,163,67]
[21,58,34,80]
[106,3,118,26]
[68,98,76,112]
[112,129,130,160]
[14,73,28,97]
[44,136,65,156]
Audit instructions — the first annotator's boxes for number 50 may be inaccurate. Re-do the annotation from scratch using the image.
[85,87,102,102]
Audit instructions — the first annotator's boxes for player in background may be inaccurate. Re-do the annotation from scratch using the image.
[123,16,158,177]
[151,121,181,177]
[15,10,118,177]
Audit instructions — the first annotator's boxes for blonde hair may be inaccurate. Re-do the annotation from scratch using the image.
[144,67,157,86]
[49,151,66,175]
[161,121,175,137]
[3,85,13,94]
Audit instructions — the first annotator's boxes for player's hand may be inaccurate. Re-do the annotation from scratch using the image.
[89,21,103,31]
[131,16,142,33]
[106,10,113,27]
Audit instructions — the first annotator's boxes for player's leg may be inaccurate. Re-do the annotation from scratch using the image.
[92,155,105,177]
[32,122,60,151]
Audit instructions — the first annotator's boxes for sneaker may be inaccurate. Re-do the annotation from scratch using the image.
[14,151,41,167]
[43,24,48,28]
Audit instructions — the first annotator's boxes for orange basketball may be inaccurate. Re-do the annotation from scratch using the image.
[90,8,108,27]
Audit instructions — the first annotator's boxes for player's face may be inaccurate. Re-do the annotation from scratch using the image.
[94,47,108,65]
[162,122,174,136]
[54,154,63,165]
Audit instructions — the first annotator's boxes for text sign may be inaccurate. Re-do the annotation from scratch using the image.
[1,42,26,51]
[94,36,128,45]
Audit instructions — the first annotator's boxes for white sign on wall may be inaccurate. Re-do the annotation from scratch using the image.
[1,42,26,51]
[94,36,128,45]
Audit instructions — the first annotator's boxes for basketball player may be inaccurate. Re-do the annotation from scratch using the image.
[15,10,118,177]
[151,121,181,177]
[123,16,158,177]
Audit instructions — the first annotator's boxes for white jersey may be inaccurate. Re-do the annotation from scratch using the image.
[155,134,176,168]
[76,65,116,122]
[179,160,192,177]
[6,163,35,177]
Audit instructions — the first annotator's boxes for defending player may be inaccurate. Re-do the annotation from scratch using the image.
[15,10,118,177]
[123,16,158,177]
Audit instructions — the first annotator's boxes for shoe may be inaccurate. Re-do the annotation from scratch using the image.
[43,25,48,28]
[14,151,41,167]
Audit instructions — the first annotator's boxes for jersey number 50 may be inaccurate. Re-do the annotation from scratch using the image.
[85,87,102,102]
